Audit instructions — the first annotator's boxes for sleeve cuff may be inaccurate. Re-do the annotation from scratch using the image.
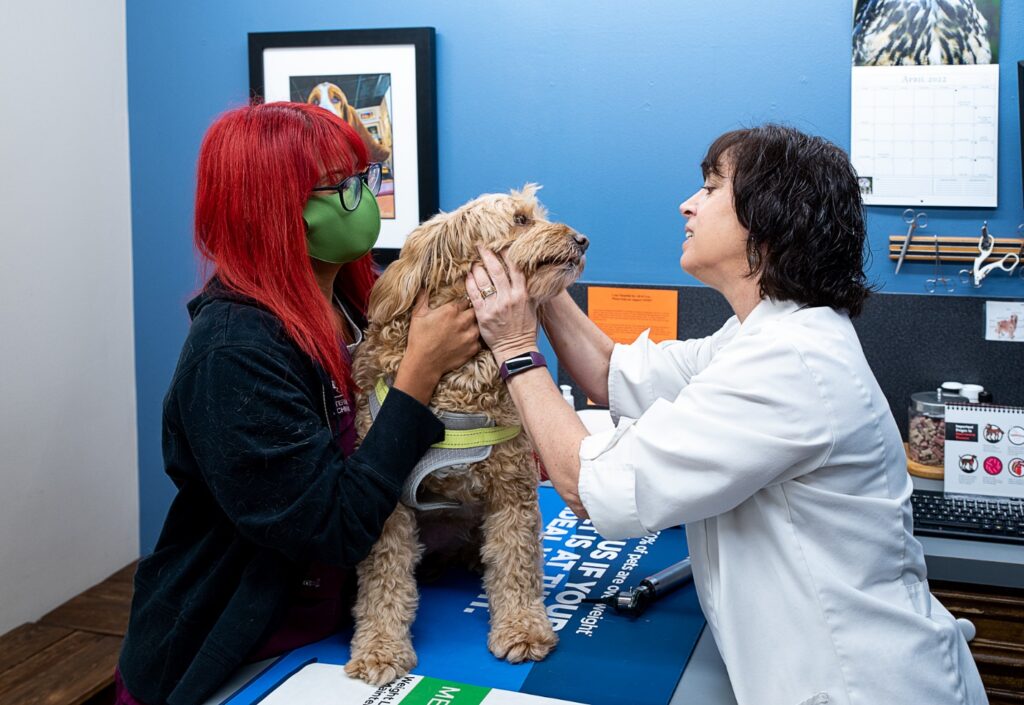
[607,330,654,424]
[577,421,648,540]
[357,388,445,487]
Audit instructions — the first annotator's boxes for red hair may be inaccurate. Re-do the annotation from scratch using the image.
[194,101,377,393]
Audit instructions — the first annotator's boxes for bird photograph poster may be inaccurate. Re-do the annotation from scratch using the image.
[849,0,1002,207]
[291,73,396,220]
[853,0,1000,66]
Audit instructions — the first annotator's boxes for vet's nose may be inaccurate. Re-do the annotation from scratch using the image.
[572,231,589,253]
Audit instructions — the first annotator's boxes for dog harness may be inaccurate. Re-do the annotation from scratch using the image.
[368,378,522,511]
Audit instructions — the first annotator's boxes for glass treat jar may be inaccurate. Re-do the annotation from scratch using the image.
[907,390,966,466]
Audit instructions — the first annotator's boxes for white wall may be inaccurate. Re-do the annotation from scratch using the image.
[0,0,138,635]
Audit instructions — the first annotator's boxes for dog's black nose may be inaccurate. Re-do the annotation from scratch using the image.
[573,231,589,253]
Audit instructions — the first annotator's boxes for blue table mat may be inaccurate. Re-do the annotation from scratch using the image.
[223,487,705,705]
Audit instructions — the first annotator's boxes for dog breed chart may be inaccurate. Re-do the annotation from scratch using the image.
[851,65,999,207]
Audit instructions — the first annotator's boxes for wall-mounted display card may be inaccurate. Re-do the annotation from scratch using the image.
[850,0,1001,207]
[587,286,678,344]
[985,300,1024,342]
[944,403,1024,500]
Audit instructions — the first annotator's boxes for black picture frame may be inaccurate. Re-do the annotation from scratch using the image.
[248,28,439,263]
[1018,60,1023,209]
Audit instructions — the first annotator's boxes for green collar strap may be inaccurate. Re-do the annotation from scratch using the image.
[374,378,521,449]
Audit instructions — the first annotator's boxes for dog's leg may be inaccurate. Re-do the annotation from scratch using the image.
[345,504,422,685]
[481,470,557,663]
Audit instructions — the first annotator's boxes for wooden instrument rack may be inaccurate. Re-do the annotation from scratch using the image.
[889,235,1024,264]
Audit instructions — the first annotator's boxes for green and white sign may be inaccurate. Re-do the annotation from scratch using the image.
[261,664,583,705]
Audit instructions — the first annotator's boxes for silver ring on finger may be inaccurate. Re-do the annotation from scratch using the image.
[481,285,497,299]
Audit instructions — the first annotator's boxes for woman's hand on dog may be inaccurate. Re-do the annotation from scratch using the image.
[468,246,590,519]
[394,292,480,405]
[467,247,539,365]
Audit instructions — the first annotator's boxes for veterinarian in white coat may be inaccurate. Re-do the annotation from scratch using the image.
[466,125,988,705]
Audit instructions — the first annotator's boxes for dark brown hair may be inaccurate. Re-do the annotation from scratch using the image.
[702,124,873,317]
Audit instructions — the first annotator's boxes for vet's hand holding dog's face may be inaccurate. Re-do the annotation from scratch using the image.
[467,247,539,366]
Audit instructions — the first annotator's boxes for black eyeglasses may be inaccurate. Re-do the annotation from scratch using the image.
[311,163,382,211]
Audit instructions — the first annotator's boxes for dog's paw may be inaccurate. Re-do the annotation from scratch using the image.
[488,611,558,663]
[344,641,417,686]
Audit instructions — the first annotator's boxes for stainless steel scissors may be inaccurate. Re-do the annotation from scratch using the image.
[895,209,927,275]
[959,222,1020,288]
[925,234,954,293]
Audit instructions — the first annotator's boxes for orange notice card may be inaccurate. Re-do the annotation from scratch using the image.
[587,286,678,344]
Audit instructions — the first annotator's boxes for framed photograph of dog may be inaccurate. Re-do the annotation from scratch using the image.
[249,28,439,261]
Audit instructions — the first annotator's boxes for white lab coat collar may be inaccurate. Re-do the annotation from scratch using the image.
[734,298,803,338]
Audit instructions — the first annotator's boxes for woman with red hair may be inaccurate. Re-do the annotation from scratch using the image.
[115,102,478,705]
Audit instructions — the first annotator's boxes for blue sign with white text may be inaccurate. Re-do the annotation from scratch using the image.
[222,488,705,705]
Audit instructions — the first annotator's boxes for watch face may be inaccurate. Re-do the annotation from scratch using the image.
[500,351,545,380]
[507,355,534,373]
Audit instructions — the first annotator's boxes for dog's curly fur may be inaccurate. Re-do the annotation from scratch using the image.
[345,185,587,685]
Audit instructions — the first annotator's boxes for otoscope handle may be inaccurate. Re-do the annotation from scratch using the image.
[639,557,693,597]
[582,557,695,616]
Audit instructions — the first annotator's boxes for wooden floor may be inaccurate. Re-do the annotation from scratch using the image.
[0,563,135,705]
[0,564,1020,704]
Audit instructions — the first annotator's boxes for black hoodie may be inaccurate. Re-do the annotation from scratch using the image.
[118,280,443,705]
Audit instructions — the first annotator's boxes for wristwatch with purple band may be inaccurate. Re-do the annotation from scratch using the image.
[498,351,547,382]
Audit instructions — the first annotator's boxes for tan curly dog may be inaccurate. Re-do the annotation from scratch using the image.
[346,184,588,685]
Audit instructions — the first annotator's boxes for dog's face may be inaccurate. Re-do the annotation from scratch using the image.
[456,186,588,302]
[307,82,349,118]
[368,185,587,324]
[307,82,391,164]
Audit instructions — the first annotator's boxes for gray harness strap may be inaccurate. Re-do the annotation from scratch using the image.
[368,386,497,511]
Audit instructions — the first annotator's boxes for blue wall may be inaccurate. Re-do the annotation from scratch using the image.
[127,0,1024,552]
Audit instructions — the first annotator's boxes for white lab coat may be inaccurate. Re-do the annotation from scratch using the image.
[577,299,987,705]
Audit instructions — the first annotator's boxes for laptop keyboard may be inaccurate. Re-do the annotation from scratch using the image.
[912,490,1024,545]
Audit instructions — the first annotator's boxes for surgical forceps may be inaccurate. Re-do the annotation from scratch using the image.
[895,209,927,274]
[925,234,954,293]
[959,222,1020,288]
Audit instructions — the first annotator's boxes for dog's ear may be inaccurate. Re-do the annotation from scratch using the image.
[513,183,547,218]
[516,183,541,198]
[368,210,474,323]
[368,226,433,324]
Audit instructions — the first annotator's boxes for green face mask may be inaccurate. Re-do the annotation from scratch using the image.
[303,182,381,264]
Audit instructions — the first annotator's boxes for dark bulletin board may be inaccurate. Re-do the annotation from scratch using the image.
[561,283,1023,438]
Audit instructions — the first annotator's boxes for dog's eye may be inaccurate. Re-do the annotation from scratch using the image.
[513,214,530,226]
